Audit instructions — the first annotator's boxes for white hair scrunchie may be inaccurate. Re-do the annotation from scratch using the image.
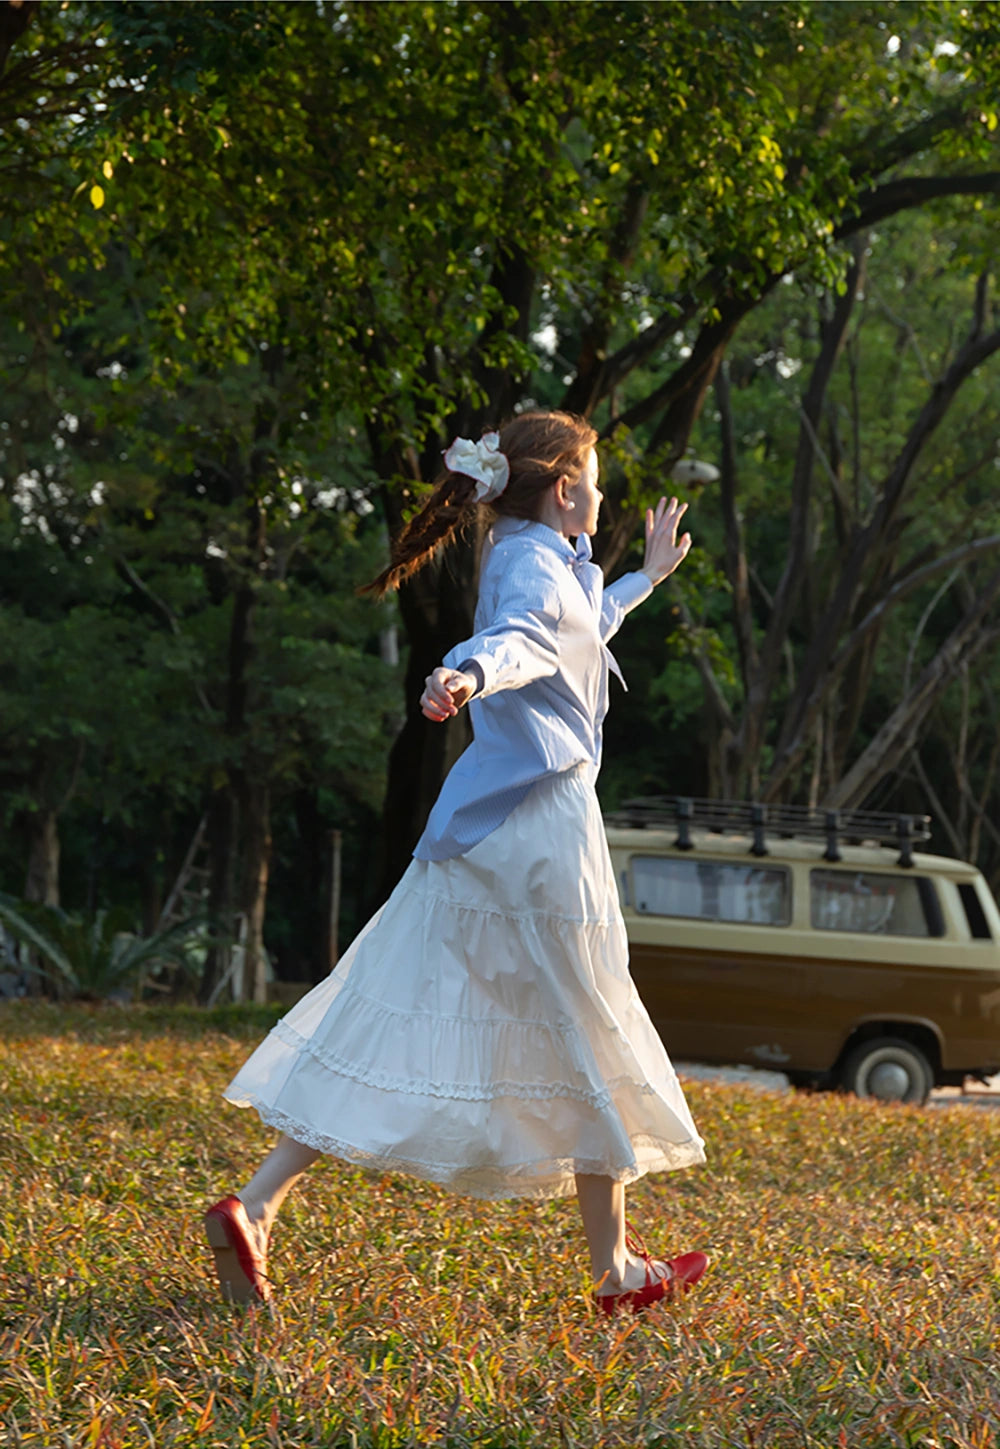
[443,431,510,503]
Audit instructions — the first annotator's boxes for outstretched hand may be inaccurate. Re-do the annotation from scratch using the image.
[641,496,692,586]
[420,667,478,722]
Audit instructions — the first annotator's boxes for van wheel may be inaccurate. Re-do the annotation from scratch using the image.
[840,1038,933,1105]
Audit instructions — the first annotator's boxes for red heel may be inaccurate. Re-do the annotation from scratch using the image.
[204,1195,270,1303]
[596,1221,709,1316]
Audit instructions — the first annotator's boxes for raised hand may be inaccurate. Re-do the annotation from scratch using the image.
[641,496,692,586]
[420,667,478,722]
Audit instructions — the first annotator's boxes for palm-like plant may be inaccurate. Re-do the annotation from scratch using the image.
[0,895,207,1001]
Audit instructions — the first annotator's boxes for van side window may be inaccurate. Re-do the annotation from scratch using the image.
[958,882,992,939]
[810,870,943,937]
[631,857,790,925]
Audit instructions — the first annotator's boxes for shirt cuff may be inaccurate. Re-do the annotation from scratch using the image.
[456,659,486,698]
[442,644,497,696]
[609,570,655,614]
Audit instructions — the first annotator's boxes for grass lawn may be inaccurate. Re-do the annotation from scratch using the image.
[2,1001,999,1448]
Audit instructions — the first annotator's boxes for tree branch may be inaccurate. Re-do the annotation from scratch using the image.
[564,295,704,423]
[113,554,214,718]
[577,169,1000,445]
[715,360,757,701]
[836,172,1000,240]
[670,586,737,736]
[742,240,865,770]
[604,284,770,453]
[824,577,1000,811]
[0,0,39,86]
[769,282,1000,789]
[766,531,1000,801]
[846,100,974,184]
[560,179,651,418]
[432,241,537,462]
[909,747,965,859]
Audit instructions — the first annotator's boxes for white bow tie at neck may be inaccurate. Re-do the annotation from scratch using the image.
[443,432,511,503]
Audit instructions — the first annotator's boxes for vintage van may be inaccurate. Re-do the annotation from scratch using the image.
[606,797,1000,1105]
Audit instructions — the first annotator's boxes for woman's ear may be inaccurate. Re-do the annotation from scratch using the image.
[555,473,575,511]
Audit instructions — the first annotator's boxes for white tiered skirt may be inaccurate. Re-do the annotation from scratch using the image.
[224,765,705,1200]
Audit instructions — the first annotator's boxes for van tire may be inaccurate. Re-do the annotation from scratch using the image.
[840,1037,933,1105]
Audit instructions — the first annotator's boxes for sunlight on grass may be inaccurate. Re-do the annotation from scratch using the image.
[2,1001,1000,1447]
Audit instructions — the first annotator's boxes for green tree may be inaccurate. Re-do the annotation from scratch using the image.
[605,200,1000,876]
[5,0,1000,933]
[0,240,399,996]
[81,1,1000,883]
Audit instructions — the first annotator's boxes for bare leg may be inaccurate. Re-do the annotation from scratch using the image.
[574,1172,672,1296]
[237,1133,320,1253]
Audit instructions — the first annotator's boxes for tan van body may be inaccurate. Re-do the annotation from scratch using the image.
[607,819,1000,1103]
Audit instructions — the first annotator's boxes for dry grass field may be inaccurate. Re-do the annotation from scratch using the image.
[2,1001,999,1448]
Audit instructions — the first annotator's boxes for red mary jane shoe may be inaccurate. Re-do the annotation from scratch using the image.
[204,1195,270,1303]
[596,1222,709,1317]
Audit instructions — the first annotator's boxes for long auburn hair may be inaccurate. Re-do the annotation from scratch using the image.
[361,410,597,599]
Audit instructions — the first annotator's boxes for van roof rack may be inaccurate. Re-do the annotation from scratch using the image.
[606,796,932,868]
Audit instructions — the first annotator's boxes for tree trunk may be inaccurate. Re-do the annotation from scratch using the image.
[201,784,238,1001]
[24,806,59,906]
[372,544,479,902]
[715,361,757,704]
[201,542,259,1002]
[238,780,271,1004]
[737,246,865,791]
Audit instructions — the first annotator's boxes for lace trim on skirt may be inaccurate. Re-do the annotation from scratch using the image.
[269,1016,653,1107]
[228,1095,706,1202]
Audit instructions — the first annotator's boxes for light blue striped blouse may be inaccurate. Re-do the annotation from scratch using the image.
[413,516,652,862]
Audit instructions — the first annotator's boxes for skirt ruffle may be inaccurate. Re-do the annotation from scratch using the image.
[224,765,705,1200]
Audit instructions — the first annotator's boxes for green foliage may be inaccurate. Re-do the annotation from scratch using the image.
[0,897,206,1000]
[4,0,1000,948]
[18,0,999,457]
[0,227,400,952]
[647,195,1000,838]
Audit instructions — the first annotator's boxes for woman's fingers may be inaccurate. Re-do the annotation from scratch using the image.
[663,497,687,537]
[647,497,687,543]
[649,495,684,525]
[420,667,474,722]
[420,668,455,720]
[641,497,693,584]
